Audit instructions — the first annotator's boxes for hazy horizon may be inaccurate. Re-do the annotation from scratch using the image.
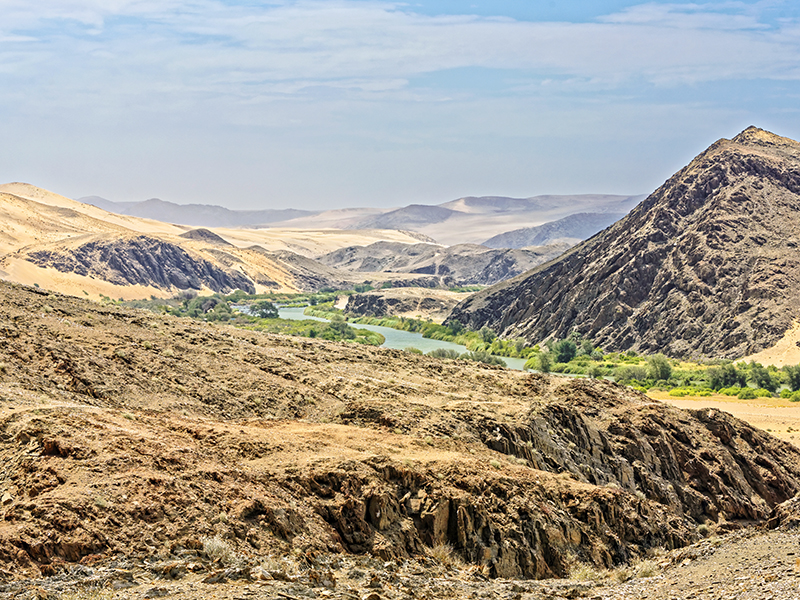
[3,1,799,210]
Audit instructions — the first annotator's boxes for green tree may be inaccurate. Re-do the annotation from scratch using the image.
[646,354,672,382]
[552,339,577,363]
[783,365,800,392]
[251,300,278,319]
[748,362,778,393]
[479,326,497,343]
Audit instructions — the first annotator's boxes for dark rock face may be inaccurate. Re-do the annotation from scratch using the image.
[333,377,800,576]
[319,241,570,286]
[25,235,255,293]
[178,228,233,246]
[447,127,800,358]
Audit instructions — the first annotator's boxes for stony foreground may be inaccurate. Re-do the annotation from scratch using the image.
[2,281,800,598]
[1,529,799,599]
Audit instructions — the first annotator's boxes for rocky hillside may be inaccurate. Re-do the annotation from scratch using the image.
[448,127,800,359]
[1,280,800,587]
[319,241,571,286]
[15,234,255,294]
[482,212,626,249]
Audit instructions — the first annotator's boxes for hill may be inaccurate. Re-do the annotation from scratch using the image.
[1,279,800,592]
[446,127,800,359]
[482,212,626,249]
[318,241,572,286]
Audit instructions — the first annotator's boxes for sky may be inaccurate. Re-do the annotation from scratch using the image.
[1,0,800,210]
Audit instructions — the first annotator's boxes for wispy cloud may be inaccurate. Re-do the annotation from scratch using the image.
[1,1,799,207]
[2,0,799,98]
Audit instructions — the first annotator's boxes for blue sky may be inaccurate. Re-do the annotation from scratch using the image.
[1,0,799,210]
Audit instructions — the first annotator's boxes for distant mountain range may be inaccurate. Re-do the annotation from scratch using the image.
[78,196,316,228]
[81,193,644,247]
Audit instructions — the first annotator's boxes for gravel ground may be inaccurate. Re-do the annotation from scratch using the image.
[2,528,799,600]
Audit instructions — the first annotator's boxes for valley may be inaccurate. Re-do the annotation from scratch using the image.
[3,127,800,599]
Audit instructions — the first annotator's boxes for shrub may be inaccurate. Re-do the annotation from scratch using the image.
[461,351,506,367]
[615,365,647,384]
[668,388,690,397]
[753,388,773,398]
[784,365,800,392]
[781,389,794,399]
[404,347,423,355]
[427,348,461,360]
[479,326,496,343]
[718,386,741,397]
[737,387,757,400]
[526,352,551,373]
[792,391,800,402]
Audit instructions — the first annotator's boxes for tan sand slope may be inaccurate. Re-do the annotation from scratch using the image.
[741,320,800,367]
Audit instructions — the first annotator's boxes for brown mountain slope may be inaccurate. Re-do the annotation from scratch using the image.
[447,127,800,359]
[1,281,800,583]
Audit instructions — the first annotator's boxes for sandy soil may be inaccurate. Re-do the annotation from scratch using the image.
[652,391,800,447]
[742,320,800,367]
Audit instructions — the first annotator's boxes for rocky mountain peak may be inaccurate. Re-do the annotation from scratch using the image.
[446,127,800,358]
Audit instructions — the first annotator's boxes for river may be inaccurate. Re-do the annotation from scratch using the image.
[277,306,529,371]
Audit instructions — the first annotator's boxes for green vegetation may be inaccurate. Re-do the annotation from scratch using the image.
[120,290,384,346]
[121,289,799,396]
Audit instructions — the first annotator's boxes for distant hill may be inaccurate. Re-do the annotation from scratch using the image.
[318,240,571,286]
[447,127,800,359]
[482,212,626,249]
[78,196,317,228]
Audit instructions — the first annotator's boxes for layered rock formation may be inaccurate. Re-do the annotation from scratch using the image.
[447,127,800,358]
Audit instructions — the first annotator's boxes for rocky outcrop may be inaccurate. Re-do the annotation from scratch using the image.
[23,234,254,293]
[344,287,466,321]
[447,127,800,358]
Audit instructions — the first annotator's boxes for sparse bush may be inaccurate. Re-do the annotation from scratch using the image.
[569,562,607,582]
[697,523,710,537]
[427,348,460,360]
[427,543,463,568]
[404,347,423,354]
[489,459,502,469]
[202,536,237,566]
